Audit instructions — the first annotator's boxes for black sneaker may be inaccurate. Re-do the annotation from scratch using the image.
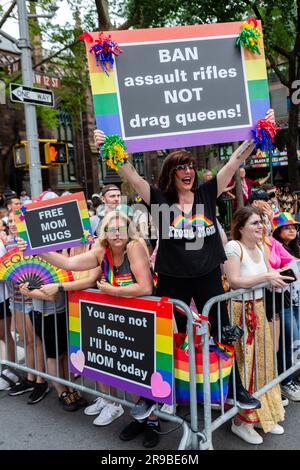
[27,382,49,404]
[8,378,36,396]
[70,390,88,408]
[143,420,160,448]
[130,398,156,420]
[227,389,261,410]
[119,420,146,441]
[58,391,78,412]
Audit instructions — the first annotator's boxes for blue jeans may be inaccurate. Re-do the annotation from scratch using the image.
[277,306,300,385]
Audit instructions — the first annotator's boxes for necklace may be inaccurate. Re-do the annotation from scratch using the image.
[113,266,119,275]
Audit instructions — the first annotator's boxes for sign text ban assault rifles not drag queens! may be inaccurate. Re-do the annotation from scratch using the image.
[87,22,270,152]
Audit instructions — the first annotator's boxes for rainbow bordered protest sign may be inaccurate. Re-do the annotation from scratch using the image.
[16,192,93,255]
[68,290,174,405]
[85,21,269,153]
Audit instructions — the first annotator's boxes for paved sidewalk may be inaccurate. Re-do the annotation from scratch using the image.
[1,384,300,450]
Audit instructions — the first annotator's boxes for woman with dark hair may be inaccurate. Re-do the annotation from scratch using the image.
[94,130,263,410]
[224,207,290,444]
[18,210,158,447]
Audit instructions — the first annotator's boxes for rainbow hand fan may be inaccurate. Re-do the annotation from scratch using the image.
[0,248,74,288]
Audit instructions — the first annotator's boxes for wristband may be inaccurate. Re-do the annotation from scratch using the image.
[58,283,64,292]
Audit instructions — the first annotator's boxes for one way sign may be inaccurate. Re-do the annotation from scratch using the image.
[9,83,54,107]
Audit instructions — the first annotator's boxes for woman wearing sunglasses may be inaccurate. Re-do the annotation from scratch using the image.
[272,213,300,401]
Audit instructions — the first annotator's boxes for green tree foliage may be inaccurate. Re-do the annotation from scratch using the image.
[3,1,298,184]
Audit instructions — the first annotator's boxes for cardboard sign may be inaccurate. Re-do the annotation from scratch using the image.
[68,290,174,404]
[16,192,94,255]
[85,22,269,153]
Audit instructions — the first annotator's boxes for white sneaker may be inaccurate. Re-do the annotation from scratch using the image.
[84,397,110,416]
[93,403,124,426]
[0,369,18,391]
[254,422,284,434]
[231,421,263,445]
[281,381,300,401]
[269,424,284,435]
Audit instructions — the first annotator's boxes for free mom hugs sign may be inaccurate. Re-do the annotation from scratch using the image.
[15,192,93,255]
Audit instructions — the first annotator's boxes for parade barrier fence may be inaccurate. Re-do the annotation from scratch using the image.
[0,284,209,450]
[201,282,300,449]
[1,282,300,450]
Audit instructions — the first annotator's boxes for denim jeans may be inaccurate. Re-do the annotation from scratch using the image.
[277,306,300,385]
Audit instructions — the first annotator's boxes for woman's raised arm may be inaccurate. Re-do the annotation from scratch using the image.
[94,130,151,205]
[217,140,255,197]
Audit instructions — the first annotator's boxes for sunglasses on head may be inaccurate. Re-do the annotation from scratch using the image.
[174,162,196,172]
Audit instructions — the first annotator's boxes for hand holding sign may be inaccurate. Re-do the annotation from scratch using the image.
[17,237,28,251]
[94,129,106,149]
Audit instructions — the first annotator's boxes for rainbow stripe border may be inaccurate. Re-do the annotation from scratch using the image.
[16,192,93,255]
[68,289,174,405]
[86,21,269,152]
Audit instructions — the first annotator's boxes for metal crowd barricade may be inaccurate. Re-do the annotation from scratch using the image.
[0,282,211,451]
[200,282,300,449]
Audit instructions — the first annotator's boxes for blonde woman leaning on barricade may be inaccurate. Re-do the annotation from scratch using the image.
[18,211,158,447]
[19,256,101,411]
[224,207,292,445]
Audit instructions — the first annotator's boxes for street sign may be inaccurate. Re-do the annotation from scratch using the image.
[34,72,61,89]
[9,83,54,107]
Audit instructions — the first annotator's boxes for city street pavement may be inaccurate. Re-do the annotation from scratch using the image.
[1,384,300,450]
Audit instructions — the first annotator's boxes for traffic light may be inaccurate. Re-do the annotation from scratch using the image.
[13,143,29,168]
[44,142,68,165]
